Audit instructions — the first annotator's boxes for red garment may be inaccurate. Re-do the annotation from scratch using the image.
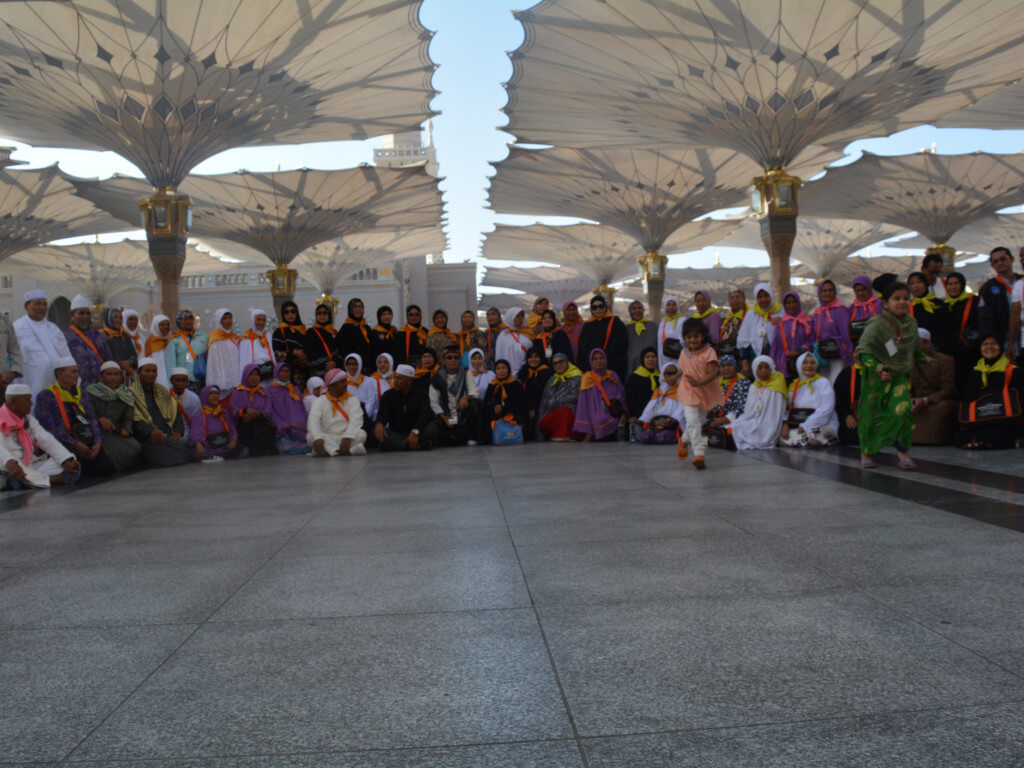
[538,407,580,440]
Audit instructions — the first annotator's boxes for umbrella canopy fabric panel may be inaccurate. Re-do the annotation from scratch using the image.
[482,265,600,308]
[937,80,1024,131]
[802,152,1024,244]
[0,238,234,304]
[477,292,537,313]
[717,217,909,277]
[293,227,447,295]
[74,166,445,267]
[883,214,1024,255]
[504,0,1024,168]
[0,151,133,262]
[0,0,437,187]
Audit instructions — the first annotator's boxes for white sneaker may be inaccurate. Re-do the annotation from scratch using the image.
[467,440,478,446]
[349,442,367,455]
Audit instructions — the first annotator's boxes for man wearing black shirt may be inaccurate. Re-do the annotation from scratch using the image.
[978,246,1022,348]
[374,364,438,451]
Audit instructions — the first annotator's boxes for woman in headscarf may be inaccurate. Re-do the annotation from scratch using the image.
[304,376,325,416]
[368,353,393,419]
[780,352,839,447]
[578,295,628,381]
[398,304,428,364]
[85,360,142,471]
[722,354,788,450]
[813,278,854,382]
[238,309,274,377]
[656,295,685,371]
[942,271,982,393]
[637,362,684,445]
[122,309,146,359]
[625,346,660,433]
[537,352,583,441]
[531,309,559,363]
[425,308,458,361]
[371,305,401,364]
[456,310,487,362]
[467,347,493,396]
[737,283,782,374]
[189,385,246,462]
[955,333,1023,449]
[272,301,309,383]
[336,298,373,373]
[484,359,528,433]
[205,308,241,392]
[690,290,722,345]
[101,308,137,374]
[166,309,209,391]
[625,300,658,373]
[771,291,814,378]
[267,362,310,454]
[413,348,439,393]
[552,301,584,363]
[848,275,882,346]
[344,352,378,433]
[574,348,627,443]
[518,347,552,440]
[304,303,338,380]
[855,280,928,469]
[708,354,750,428]
[525,296,549,335]
[227,363,277,457]
[496,307,533,376]
[143,314,173,387]
[719,289,748,355]
[907,271,948,348]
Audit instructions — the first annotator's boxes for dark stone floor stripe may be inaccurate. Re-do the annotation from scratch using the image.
[745,449,1024,534]
[836,445,1024,494]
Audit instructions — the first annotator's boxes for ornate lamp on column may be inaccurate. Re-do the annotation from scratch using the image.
[139,187,191,319]
[639,249,668,323]
[752,167,801,301]
[266,264,299,319]
[594,282,617,307]
[926,243,956,274]
[315,290,340,315]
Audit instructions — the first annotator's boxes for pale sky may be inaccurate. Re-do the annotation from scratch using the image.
[3,0,1024,286]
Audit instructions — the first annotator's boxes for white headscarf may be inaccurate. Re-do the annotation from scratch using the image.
[752,354,776,375]
[795,351,819,392]
[468,347,487,372]
[662,295,681,316]
[306,376,325,395]
[212,308,232,331]
[375,352,394,378]
[753,282,774,304]
[345,352,363,370]
[503,307,525,329]
[249,308,267,331]
[123,309,139,326]
[150,314,171,339]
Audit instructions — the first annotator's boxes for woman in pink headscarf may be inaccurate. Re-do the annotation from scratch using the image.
[813,278,854,382]
[771,292,814,378]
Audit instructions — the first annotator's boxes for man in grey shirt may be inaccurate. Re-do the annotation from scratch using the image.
[429,344,481,447]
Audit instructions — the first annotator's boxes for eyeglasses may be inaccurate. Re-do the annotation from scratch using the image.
[444,354,458,360]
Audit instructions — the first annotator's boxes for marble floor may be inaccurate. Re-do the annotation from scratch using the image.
[2,442,1023,767]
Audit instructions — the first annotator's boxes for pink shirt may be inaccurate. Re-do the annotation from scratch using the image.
[676,345,724,410]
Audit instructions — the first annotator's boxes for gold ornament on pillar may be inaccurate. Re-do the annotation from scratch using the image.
[594,282,617,307]
[138,187,191,319]
[639,249,668,322]
[91,303,105,326]
[316,291,340,314]
[926,243,956,274]
[266,264,299,319]
[751,167,801,301]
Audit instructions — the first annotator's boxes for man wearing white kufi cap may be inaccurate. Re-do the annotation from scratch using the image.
[13,289,72,398]
[167,366,200,443]
[0,383,80,488]
[64,294,113,387]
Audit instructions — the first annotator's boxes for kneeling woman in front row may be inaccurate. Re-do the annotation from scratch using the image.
[636,362,683,444]
[722,355,788,450]
[780,352,839,448]
[574,349,627,443]
[190,386,246,462]
[536,353,582,441]
[229,363,277,457]
[955,333,1024,450]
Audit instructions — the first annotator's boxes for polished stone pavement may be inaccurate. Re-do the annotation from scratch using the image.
[2,442,1024,767]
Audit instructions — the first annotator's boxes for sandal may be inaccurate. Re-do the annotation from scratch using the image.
[897,458,917,470]
[677,441,688,461]
[860,458,876,469]
[692,456,706,470]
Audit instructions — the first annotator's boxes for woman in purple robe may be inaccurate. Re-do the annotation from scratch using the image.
[848,275,883,346]
[771,292,814,379]
[227,363,277,456]
[812,278,854,381]
[189,385,246,462]
[691,290,722,346]
[574,348,628,442]
[267,362,311,454]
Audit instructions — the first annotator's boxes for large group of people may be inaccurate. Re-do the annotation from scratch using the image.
[0,245,1022,487]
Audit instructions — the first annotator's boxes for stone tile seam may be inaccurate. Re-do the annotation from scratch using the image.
[487,457,592,768]
[56,464,374,764]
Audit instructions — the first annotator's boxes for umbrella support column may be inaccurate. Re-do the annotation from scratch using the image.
[753,168,801,301]
[139,188,191,319]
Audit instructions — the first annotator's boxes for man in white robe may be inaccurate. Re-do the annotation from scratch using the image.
[307,368,367,456]
[13,290,72,397]
[0,384,79,488]
[168,367,201,443]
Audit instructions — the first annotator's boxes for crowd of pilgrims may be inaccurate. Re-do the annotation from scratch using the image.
[0,246,1022,486]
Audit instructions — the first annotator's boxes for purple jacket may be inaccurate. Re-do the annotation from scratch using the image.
[813,280,854,364]
[771,292,814,374]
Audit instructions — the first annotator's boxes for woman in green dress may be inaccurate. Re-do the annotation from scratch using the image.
[854,281,929,470]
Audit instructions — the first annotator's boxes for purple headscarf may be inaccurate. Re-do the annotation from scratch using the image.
[692,290,722,341]
[229,362,271,416]
[189,385,238,448]
[813,280,854,364]
[267,361,307,440]
[849,275,883,321]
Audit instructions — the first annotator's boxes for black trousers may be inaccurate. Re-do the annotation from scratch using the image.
[379,421,439,452]
[436,400,483,447]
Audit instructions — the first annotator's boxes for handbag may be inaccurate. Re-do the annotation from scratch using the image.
[959,328,981,348]
[309,356,330,377]
[706,426,735,450]
[71,416,95,445]
[717,341,738,358]
[206,431,230,450]
[662,337,683,360]
[192,352,208,384]
[607,398,626,419]
[816,339,841,358]
[786,407,815,426]
[958,371,1021,424]
[258,361,275,379]
[849,318,869,342]
[491,420,523,446]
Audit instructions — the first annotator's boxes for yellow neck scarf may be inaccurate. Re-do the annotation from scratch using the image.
[789,373,822,396]
[754,371,788,397]
[51,382,83,408]
[752,301,781,321]
[627,319,649,335]
[552,363,583,384]
[973,355,1010,388]
[693,306,718,320]
[632,365,659,391]
[913,293,938,314]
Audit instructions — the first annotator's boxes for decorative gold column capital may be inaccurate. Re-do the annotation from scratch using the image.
[316,291,340,314]
[926,243,956,273]
[266,265,298,297]
[751,167,802,217]
[138,187,191,237]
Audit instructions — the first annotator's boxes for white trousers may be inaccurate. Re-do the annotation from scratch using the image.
[320,429,367,456]
[681,404,707,457]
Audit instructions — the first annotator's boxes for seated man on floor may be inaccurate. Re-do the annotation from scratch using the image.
[0,384,80,488]
[910,328,956,445]
[307,367,367,457]
[429,344,481,447]
[130,358,190,467]
[374,364,438,451]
